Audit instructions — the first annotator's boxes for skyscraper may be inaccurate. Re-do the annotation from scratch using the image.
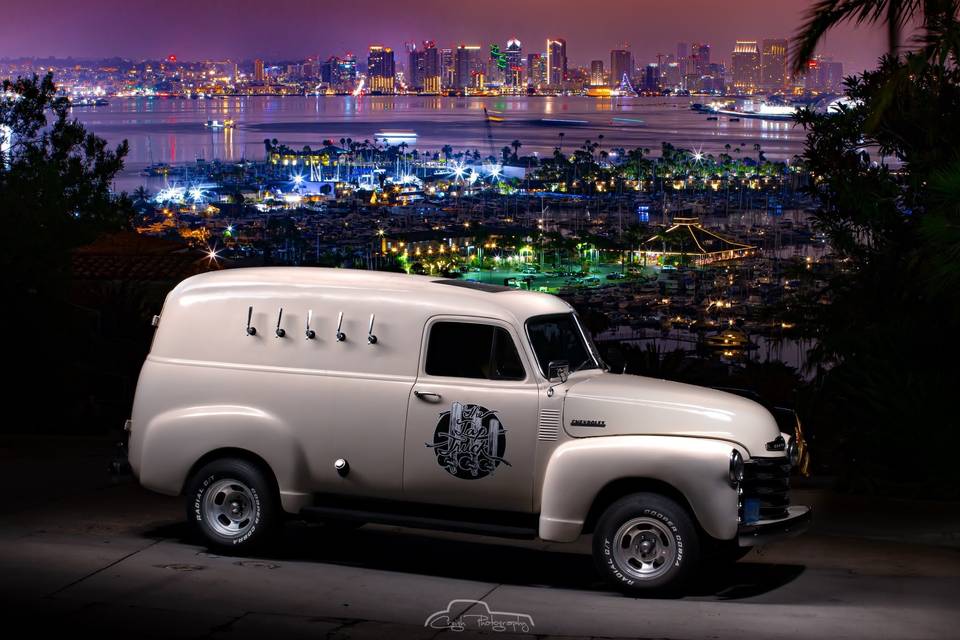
[454,45,482,90]
[590,60,605,86]
[421,41,441,94]
[642,64,660,92]
[731,41,761,94]
[440,48,454,89]
[407,42,423,90]
[407,40,440,92]
[761,38,789,93]
[505,39,523,88]
[691,43,711,75]
[546,38,567,87]
[610,49,633,88]
[253,59,265,83]
[367,46,395,94]
[527,53,545,90]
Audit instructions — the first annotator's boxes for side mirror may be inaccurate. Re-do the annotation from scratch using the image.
[547,360,570,384]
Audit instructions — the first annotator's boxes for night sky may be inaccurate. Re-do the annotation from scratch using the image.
[1,0,886,71]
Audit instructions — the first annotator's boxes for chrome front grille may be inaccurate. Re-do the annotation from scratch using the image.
[741,456,791,521]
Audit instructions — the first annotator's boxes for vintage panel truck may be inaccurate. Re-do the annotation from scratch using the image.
[128,268,810,592]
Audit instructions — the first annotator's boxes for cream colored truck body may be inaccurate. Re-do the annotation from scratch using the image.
[128,267,809,544]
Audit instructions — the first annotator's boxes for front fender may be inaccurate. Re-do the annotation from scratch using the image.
[539,435,741,542]
[131,404,310,512]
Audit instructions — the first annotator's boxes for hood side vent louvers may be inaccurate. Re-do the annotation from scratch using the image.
[537,409,561,441]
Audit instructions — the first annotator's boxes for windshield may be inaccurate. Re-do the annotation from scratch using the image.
[526,313,604,377]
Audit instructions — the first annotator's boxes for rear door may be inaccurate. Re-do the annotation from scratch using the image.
[402,317,539,512]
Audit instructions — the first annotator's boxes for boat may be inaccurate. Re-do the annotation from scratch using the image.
[716,101,799,121]
[374,130,418,145]
[728,117,741,122]
[205,119,235,129]
[612,117,645,126]
[484,108,505,122]
[537,118,589,127]
[706,116,719,121]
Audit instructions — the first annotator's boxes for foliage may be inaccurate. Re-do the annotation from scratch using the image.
[1,73,133,302]
[793,48,960,496]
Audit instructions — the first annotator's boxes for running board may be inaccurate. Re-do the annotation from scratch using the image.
[300,505,538,539]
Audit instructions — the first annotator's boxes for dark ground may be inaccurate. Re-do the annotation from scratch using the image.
[1,434,959,639]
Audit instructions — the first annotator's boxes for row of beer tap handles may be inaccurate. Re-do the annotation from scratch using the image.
[246,306,378,344]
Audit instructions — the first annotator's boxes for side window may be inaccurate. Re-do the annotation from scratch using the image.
[426,322,525,381]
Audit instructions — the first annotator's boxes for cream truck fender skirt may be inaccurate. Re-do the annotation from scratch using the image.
[538,435,742,542]
[133,404,310,511]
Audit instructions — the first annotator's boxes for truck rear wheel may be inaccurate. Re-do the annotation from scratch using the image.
[185,459,279,553]
[592,492,700,594]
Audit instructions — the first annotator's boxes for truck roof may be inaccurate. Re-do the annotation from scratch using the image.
[170,267,571,321]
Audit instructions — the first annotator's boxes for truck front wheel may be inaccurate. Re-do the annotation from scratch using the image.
[592,493,700,594]
[185,459,279,553]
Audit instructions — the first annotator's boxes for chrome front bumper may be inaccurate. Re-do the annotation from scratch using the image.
[738,505,812,547]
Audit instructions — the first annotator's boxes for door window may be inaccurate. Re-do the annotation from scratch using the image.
[425,322,525,380]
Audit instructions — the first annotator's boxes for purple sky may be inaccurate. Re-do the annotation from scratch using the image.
[1,0,886,71]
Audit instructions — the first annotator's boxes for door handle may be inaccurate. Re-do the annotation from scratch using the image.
[414,391,442,402]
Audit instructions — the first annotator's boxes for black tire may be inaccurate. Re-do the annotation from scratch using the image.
[185,458,279,553]
[592,492,700,595]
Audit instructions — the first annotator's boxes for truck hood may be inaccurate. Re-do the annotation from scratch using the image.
[562,372,782,457]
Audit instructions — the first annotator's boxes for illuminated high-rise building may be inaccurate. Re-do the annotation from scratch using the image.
[610,49,632,88]
[367,46,396,93]
[546,38,567,87]
[407,42,422,90]
[642,64,660,92]
[421,41,441,93]
[505,39,523,87]
[590,60,605,86]
[731,41,761,94]
[253,59,265,83]
[440,48,454,89]
[454,45,482,89]
[690,43,711,75]
[527,53,545,89]
[761,38,789,93]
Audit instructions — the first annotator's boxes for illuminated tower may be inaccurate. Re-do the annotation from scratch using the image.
[505,39,523,87]
[421,41,441,94]
[526,53,545,90]
[610,49,632,88]
[590,60,605,86]
[367,46,396,94]
[546,38,567,87]
[253,59,265,83]
[731,41,761,95]
[454,45,482,89]
[761,38,789,93]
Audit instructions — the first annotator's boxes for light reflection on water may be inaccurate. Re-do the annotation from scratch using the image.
[70,95,809,192]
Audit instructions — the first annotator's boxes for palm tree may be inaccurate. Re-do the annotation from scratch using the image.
[792,1,960,74]
[132,186,151,206]
[511,139,522,161]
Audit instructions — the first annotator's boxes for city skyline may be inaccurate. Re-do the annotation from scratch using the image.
[1,0,886,72]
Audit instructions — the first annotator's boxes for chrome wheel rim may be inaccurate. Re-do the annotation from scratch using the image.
[203,478,256,538]
[612,517,677,581]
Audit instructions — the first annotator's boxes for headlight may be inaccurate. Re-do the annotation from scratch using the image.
[729,449,744,487]
[787,440,799,467]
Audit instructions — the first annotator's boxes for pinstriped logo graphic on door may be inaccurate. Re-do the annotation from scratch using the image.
[426,402,510,479]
